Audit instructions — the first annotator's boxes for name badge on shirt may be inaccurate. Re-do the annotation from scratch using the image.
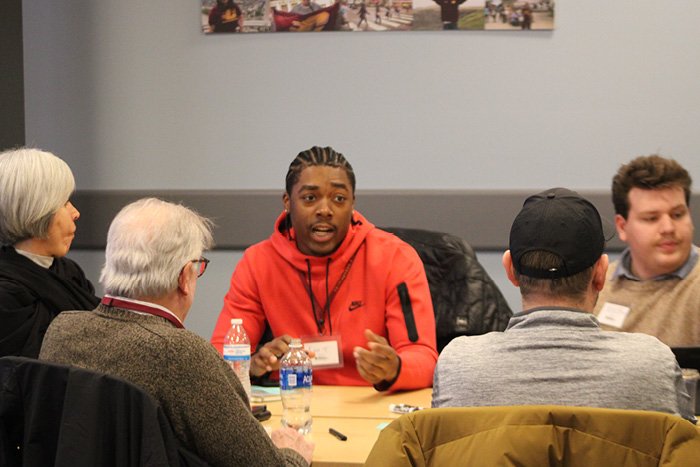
[597,302,630,329]
[302,335,343,369]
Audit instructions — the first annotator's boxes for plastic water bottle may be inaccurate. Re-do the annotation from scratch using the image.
[279,338,313,434]
[223,318,251,405]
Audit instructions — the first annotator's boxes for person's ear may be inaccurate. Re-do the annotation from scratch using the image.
[502,250,520,287]
[283,192,290,213]
[615,214,628,243]
[178,263,194,295]
[591,254,609,292]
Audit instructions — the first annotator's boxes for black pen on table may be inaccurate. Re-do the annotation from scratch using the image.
[329,427,347,441]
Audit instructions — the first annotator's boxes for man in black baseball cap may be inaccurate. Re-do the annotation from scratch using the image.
[509,187,606,281]
[432,188,694,422]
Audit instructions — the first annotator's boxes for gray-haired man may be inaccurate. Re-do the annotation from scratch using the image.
[40,198,313,466]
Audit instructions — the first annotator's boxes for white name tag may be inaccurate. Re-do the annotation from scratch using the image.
[303,336,343,369]
[597,302,630,329]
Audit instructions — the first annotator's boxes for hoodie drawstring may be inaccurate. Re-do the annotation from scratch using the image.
[301,251,359,335]
[305,259,325,334]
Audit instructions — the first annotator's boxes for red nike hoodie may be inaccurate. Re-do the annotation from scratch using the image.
[211,211,437,390]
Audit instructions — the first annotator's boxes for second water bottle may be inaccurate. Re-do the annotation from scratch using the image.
[279,338,313,434]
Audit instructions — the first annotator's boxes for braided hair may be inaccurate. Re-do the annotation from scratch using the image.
[285,146,356,195]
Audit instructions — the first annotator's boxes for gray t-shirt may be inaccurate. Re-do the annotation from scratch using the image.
[432,307,694,421]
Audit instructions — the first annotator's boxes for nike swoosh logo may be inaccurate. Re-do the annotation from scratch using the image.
[348,301,364,311]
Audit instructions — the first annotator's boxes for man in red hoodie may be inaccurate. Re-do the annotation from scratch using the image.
[212,146,437,391]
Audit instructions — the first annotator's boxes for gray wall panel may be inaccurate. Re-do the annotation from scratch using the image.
[72,190,700,251]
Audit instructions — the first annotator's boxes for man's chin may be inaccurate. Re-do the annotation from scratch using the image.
[651,254,687,276]
[309,247,334,257]
[307,240,340,257]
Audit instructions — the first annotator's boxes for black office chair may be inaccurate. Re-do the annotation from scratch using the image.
[0,356,208,467]
[383,227,512,352]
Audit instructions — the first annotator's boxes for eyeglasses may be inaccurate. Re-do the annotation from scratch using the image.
[190,257,210,278]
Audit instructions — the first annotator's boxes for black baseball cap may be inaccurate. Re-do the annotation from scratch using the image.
[509,188,606,279]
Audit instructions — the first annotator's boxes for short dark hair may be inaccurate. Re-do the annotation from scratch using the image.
[515,250,594,301]
[285,146,356,195]
[612,155,692,219]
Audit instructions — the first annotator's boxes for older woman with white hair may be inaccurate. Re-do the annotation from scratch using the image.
[0,148,99,358]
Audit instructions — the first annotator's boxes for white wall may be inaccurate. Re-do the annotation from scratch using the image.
[23,0,700,192]
[23,0,698,339]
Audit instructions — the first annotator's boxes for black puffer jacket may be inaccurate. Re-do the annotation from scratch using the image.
[383,227,513,352]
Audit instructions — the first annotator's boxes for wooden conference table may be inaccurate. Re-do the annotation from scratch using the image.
[261,385,432,466]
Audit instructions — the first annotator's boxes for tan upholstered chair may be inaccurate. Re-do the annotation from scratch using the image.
[365,405,700,466]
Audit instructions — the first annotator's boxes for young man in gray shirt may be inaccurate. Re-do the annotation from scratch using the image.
[432,188,694,421]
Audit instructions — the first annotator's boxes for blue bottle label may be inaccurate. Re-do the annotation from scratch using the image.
[280,367,313,390]
[223,344,251,361]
